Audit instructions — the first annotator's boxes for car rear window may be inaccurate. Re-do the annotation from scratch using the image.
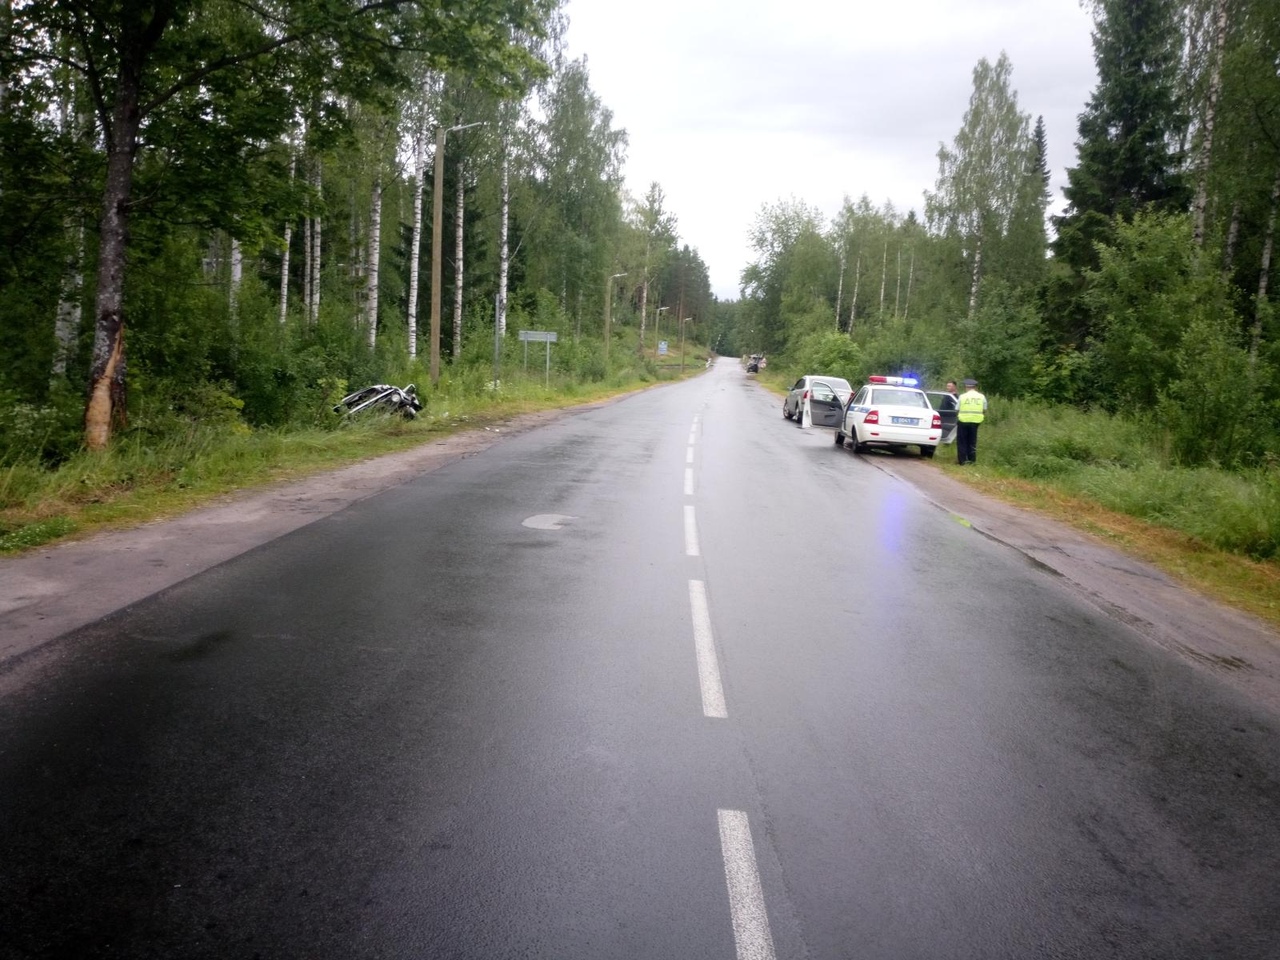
[871,388,928,407]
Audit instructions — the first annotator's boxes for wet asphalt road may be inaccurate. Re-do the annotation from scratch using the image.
[2,359,1279,959]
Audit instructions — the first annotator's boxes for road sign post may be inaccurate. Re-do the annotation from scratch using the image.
[519,330,558,386]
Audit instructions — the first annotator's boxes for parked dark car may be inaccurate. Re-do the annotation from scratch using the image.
[925,391,959,445]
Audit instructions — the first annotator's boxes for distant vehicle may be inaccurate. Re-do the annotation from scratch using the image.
[746,354,762,373]
[924,390,959,445]
[835,376,941,457]
[783,375,854,426]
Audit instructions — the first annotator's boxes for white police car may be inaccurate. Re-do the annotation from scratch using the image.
[835,376,942,458]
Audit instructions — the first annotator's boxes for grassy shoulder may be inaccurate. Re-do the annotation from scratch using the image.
[940,463,1280,631]
[0,375,670,554]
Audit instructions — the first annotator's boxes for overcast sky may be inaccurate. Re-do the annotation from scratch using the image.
[561,0,1100,300]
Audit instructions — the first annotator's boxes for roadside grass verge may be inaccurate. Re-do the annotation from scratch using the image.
[946,398,1280,628]
[0,375,662,554]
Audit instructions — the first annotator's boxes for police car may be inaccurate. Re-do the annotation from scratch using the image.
[835,375,942,458]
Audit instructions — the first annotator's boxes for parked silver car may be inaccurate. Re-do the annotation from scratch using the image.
[783,375,853,427]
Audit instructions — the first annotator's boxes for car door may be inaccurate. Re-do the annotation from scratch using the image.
[808,380,844,427]
[842,386,869,439]
[926,392,959,443]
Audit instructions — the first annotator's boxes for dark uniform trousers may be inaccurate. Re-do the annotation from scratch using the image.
[957,421,979,464]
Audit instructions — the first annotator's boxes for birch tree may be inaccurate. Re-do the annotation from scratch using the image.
[7,0,548,449]
[924,53,1033,318]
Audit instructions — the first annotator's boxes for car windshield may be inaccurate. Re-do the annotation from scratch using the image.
[871,388,928,408]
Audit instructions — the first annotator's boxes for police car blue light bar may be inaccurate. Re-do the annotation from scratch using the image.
[867,375,919,387]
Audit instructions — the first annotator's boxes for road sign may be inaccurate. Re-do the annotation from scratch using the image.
[518,330,558,342]
[658,340,668,356]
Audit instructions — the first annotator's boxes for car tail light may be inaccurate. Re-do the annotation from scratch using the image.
[864,409,879,424]
[931,412,941,428]
[802,389,810,401]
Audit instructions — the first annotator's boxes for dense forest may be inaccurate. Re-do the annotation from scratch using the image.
[0,0,713,460]
[3,0,1278,476]
[723,0,1279,469]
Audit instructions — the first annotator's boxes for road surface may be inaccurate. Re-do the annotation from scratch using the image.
[2,359,1278,959]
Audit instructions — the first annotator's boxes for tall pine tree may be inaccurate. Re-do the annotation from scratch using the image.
[1050,0,1189,343]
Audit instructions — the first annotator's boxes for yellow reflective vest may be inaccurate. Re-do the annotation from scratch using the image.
[958,390,986,423]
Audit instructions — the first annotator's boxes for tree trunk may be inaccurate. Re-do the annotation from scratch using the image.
[407,149,425,359]
[303,211,312,319]
[280,155,294,325]
[497,141,510,339]
[1193,0,1230,248]
[849,255,861,333]
[834,245,845,327]
[84,82,145,450]
[1251,169,1280,364]
[52,84,85,381]
[229,237,243,319]
[904,249,915,321]
[878,241,887,314]
[52,222,84,381]
[894,246,902,316]
[367,176,382,348]
[310,165,322,324]
[452,162,465,359]
[1223,198,1242,276]
[967,236,983,318]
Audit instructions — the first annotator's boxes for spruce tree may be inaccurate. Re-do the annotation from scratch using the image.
[1054,0,1189,276]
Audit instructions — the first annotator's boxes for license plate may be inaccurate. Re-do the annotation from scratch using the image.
[891,416,919,425]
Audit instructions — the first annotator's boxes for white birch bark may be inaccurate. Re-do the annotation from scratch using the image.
[452,161,465,359]
[406,146,426,359]
[894,246,902,316]
[229,237,242,319]
[278,153,295,325]
[1224,198,1242,276]
[310,165,322,324]
[834,245,845,327]
[1251,169,1280,364]
[497,141,510,339]
[303,212,312,319]
[52,222,84,381]
[878,242,887,314]
[903,249,915,321]
[849,255,861,333]
[967,237,983,318]
[51,81,84,379]
[367,176,383,348]
[1193,0,1230,248]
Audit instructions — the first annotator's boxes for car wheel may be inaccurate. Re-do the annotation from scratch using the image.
[783,405,792,420]
[920,444,936,459]
[834,430,845,447]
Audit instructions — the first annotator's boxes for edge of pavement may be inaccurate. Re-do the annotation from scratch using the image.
[0,403,590,670]
[4,377,1279,717]
[871,455,1280,715]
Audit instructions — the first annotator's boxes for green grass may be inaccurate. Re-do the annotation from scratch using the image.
[980,398,1280,560]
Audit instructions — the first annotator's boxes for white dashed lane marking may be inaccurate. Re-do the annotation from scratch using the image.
[688,580,726,718]
[684,505,701,557]
[718,809,777,960]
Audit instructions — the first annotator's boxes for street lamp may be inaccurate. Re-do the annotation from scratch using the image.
[680,313,694,373]
[430,120,486,386]
[604,272,626,363]
[654,306,669,357]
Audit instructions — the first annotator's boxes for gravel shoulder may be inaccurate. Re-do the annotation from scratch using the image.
[3,394,1278,716]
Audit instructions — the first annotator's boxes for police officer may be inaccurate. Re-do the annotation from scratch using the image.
[956,377,987,465]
